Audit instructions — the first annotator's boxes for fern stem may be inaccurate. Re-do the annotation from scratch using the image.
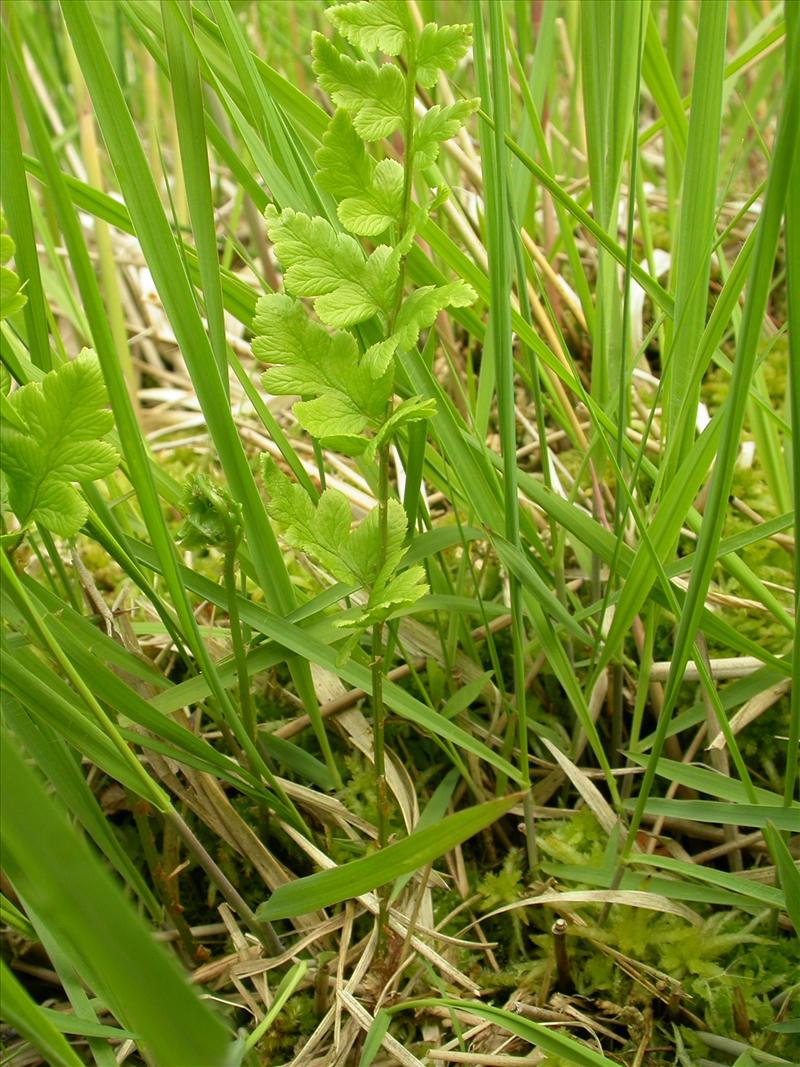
[371,631,389,850]
[371,437,392,866]
[390,48,418,328]
[371,443,391,943]
[371,39,420,940]
[480,0,536,868]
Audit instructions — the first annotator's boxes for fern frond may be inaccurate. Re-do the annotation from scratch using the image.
[326,1,413,56]
[0,351,119,537]
[264,205,399,327]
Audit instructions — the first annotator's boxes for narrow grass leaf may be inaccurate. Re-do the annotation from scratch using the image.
[664,0,727,453]
[0,961,85,1067]
[766,823,800,934]
[162,0,228,386]
[628,853,785,910]
[626,800,800,832]
[624,37,800,855]
[60,2,337,777]
[394,998,618,1066]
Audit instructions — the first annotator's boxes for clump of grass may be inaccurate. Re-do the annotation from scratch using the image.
[1,2,797,1065]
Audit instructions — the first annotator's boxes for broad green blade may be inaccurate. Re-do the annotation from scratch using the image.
[767,824,800,934]
[0,732,238,1067]
[663,0,727,455]
[626,800,800,832]
[628,854,785,910]
[258,793,519,920]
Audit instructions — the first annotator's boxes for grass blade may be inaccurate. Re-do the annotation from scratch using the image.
[622,34,800,858]
[0,960,86,1067]
[60,0,338,781]
[257,793,520,920]
[395,998,617,1066]
[0,732,237,1067]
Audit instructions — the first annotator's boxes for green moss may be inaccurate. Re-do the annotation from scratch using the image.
[251,992,317,1063]
[537,810,606,867]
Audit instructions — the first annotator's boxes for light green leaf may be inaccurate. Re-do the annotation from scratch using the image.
[415,100,479,168]
[337,158,404,236]
[399,998,619,1066]
[294,394,369,443]
[627,853,785,910]
[357,564,429,627]
[0,960,86,1067]
[766,823,800,934]
[312,34,405,140]
[362,336,401,378]
[0,350,119,537]
[263,466,427,635]
[372,396,437,453]
[334,526,430,632]
[326,0,412,56]
[358,1009,391,1067]
[394,281,477,346]
[263,459,355,583]
[364,280,476,376]
[316,246,399,329]
[626,800,800,832]
[0,267,27,320]
[178,474,242,552]
[265,204,365,295]
[0,892,36,939]
[0,212,27,321]
[253,293,391,451]
[265,206,397,327]
[257,793,519,919]
[416,23,472,87]
[37,1007,135,1040]
[0,735,237,1067]
[316,109,375,198]
[346,497,407,590]
[263,461,411,595]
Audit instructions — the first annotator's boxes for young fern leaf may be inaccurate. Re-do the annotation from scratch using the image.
[317,112,405,237]
[312,36,405,141]
[178,474,242,552]
[253,293,392,456]
[262,459,427,655]
[0,350,119,538]
[315,111,375,200]
[415,23,473,87]
[363,279,477,377]
[372,396,437,453]
[326,0,414,56]
[264,205,398,328]
[340,160,404,238]
[415,99,479,168]
[255,6,479,670]
[0,213,27,322]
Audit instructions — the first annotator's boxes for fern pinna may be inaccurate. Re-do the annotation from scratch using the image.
[252,1,478,878]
